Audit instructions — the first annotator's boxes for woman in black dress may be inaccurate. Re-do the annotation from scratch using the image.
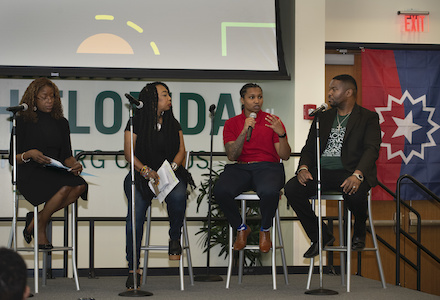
[10,77,88,249]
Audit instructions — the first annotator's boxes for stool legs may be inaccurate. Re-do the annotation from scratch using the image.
[71,202,80,290]
[306,193,386,292]
[367,196,387,289]
[271,216,276,290]
[226,225,233,289]
[347,208,352,292]
[10,203,80,293]
[306,202,353,292]
[33,205,39,293]
[275,209,289,285]
[182,217,194,286]
[142,204,194,291]
[226,197,288,290]
[338,201,346,286]
[142,205,152,284]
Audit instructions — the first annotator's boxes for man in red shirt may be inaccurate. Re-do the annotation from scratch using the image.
[214,83,291,252]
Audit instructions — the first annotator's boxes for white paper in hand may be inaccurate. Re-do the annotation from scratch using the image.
[45,157,70,171]
[148,160,179,203]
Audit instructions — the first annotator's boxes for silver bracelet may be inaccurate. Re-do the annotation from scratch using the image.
[21,152,31,163]
[296,166,308,175]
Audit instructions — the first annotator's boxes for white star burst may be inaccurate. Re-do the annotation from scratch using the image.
[392,111,422,143]
[375,90,440,164]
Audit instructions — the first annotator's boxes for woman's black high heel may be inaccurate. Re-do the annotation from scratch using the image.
[23,212,34,244]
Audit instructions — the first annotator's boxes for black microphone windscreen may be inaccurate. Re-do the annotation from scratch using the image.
[209,104,216,113]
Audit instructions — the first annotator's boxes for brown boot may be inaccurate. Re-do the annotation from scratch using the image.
[169,240,182,260]
[259,231,272,253]
[233,227,251,250]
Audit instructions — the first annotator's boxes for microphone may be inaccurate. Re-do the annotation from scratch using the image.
[209,104,216,114]
[6,103,28,113]
[124,93,144,109]
[308,103,328,117]
[246,112,257,142]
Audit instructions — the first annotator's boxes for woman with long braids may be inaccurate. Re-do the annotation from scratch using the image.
[123,82,191,290]
[9,77,87,249]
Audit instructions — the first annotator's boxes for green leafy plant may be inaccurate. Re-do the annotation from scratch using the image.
[195,163,262,266]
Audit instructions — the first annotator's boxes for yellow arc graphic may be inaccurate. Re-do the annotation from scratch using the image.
[127,21,143,33]
[150,42,160,55]
[81,15,160,55]
[95,15,114,20]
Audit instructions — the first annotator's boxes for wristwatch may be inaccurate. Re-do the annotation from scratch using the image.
[278,132,287,138]
[353,173,364,182]
[171,162,178,171]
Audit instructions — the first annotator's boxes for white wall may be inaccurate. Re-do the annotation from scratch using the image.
[326,0,440,44]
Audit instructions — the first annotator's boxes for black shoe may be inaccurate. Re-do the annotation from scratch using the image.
[126,273,141,290]
[351,235,366,251]
[23,212,34,244]
[169,239,182,260]
[303,233,335,258]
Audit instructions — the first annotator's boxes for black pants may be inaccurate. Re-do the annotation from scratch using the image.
[284,169,370,243]
[214,162,285,230]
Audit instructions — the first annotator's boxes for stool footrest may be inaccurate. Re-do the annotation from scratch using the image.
[242,245,260,250]
[324,246,348,252]
[142,245,168,251]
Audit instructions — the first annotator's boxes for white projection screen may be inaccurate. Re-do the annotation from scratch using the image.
[0,0,288,79]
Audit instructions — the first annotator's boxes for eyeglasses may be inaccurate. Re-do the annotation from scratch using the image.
[36,95,54,102]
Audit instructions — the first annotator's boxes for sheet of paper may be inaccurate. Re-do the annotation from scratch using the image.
[44,156,94,176]
[45,157,70,171]
[148,160,179,203]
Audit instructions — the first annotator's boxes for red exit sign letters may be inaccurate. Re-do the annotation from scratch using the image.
[403,15,429,32]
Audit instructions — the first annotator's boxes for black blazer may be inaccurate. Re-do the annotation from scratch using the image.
[298,104,381,187]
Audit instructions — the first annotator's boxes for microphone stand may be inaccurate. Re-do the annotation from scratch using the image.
[7,110,35,298]
[119,103,152,297]
[194,107,222,282]
[8,111,18,251]
[305,113,337,295]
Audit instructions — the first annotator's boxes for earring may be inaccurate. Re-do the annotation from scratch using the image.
[33,106,37,111]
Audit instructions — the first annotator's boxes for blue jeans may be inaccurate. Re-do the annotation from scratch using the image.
[124,171,187,270]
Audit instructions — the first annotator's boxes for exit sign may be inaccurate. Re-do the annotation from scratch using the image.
[402,15,429,32]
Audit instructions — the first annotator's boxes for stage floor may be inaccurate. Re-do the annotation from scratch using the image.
[27,273,438,300]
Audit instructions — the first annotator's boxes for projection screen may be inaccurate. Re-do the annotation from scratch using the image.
[0,0,288,79]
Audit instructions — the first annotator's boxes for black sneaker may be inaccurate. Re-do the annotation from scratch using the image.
[351,235,366,251]
[125,273,141,290]
[303,232,335,258]
[169,239,182,260]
